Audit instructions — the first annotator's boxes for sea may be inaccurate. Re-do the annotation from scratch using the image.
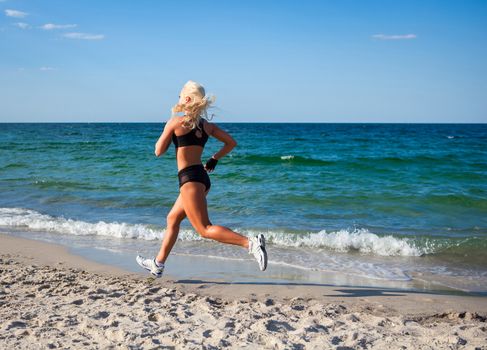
[1,123,486,293]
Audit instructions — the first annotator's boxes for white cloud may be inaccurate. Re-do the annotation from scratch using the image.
[40,67,56,71]
[372,34,417,40]
[63,32,104,40]
[41,23,77,30]
[5,9,28,18]
[13,22,29,29]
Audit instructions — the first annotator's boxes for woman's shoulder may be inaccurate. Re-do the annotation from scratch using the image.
[167,116,184,129]
[202,118,215,135]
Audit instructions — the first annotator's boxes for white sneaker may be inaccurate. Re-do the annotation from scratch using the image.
[248,234,267,271]
[136,255,164,277]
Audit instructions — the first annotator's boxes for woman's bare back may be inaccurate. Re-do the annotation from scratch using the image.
[173,117,214,171]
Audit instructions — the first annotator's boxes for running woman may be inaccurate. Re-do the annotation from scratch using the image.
[136,81,267,277]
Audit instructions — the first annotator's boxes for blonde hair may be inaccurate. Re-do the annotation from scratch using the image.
[171,80,215,130]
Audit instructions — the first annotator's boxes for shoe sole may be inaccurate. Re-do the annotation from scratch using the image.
[257,234,268,271]
[140,265,163,278]
[136,257,163,278]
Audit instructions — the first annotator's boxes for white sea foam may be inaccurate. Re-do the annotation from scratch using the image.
[0,207,200,242]
[0,207,423,257]
[241,228,423,257]
[280,155,294,160]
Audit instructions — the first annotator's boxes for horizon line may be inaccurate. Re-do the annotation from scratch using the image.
[1,121,486,124]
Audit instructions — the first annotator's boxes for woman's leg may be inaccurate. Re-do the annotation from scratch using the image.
[179,182,249,248]
[155,194,186,263]
[155,188,211,263]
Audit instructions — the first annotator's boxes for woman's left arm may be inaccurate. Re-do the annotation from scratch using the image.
[154,117,176,157]
[203,122,237,172]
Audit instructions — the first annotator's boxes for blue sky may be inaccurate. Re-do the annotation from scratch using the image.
[1,0,486,123]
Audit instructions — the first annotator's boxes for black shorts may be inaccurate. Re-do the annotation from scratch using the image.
[178,164,211,191]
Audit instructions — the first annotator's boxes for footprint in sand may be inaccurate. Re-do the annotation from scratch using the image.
[265,320,295,332]
[148,313,163,322]
[108,292,123,298]
[264,298,275,306]
[5,320,27,330]
[331,336,343,345]
[93,311,110,320]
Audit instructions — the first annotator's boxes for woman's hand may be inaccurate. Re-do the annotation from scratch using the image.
[204,156,218,172]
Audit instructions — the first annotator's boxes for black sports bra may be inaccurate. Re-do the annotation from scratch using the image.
[172,118,209,148]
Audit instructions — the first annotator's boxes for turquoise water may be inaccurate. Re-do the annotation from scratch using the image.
[1,123,486,291]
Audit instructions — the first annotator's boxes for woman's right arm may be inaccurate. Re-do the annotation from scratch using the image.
[154,117,177,157]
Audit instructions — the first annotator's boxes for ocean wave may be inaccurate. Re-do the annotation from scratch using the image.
[243,228,424,256]
[280,155,294,160]
[0,207,200,242]
[2,207,484,259]
[237,154,334,166]
[2,163,28,169]
[353,154,461,165]
[235,153,465,168]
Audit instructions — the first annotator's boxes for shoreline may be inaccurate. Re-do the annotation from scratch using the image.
[3,229,487,296]
[2,206,486,294]
[1,233,486,310]
[1,233,487,348]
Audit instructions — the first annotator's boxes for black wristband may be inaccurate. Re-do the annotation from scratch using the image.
[205,157,218,172]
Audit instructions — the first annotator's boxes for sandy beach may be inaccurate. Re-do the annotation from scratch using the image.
[0,234,486,349]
